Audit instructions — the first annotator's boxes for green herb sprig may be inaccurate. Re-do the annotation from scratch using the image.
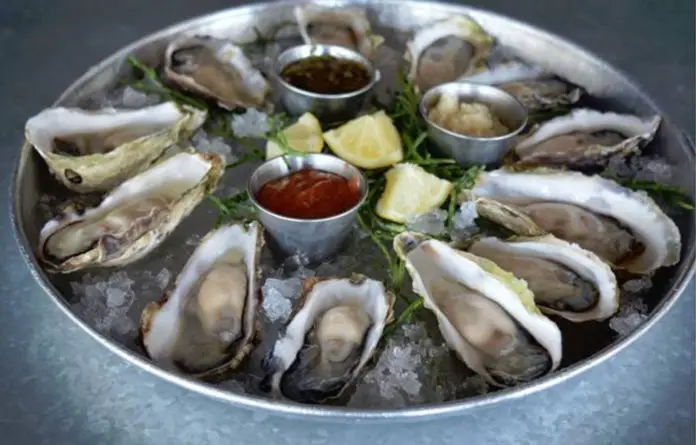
[126,57,208,110]
[616,177,695,210]
[209,191,257,226]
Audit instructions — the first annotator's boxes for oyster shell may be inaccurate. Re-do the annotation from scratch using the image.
[405,16,494,93]
[37,151,223,273]
[465,234,619,322]
[25,102,206,193]
[164,36,271,110]
[262,274,394,404]
[508,109,661,169]
[394,232,562,386]
[461,62,583,112]
[465,168,681,275]
[294,5,384,59]
[140,222,263,379]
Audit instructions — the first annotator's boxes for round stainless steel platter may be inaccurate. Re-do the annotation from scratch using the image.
[10,0,696,419]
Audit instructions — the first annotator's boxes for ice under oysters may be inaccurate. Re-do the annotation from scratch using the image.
[164,36,271,110]
[140,222,263,378]
[37,152,223,273]
[508,108,662,169]
[394,233,562,386]
[25,102,206,193]
[262,274,394,403]
[465,168,681,275]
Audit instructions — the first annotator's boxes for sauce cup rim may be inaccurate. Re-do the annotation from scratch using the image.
[419,81,529,143]
[247,153,369,224]
[274,43,380,100]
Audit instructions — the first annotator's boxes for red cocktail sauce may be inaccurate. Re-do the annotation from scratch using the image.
[256,169,361,219]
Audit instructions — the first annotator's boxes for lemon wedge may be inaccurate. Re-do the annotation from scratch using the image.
[375,163,453,223]
[265,112,323,160]
[323,110,403,169]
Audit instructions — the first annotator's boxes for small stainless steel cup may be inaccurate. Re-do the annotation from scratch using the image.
[420,82,528,166]
[247,153,368,263]
[274,44,380,122]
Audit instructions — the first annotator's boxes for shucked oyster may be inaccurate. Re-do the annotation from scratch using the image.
[294,5,384,60]
[461,62,583,112]
[37,152,223,273]
[508,109,662,169]
[405,16,493,93]
[465,234,619,322]
[25,102,206,193]
[262,274,394,404]
[394,232,562,386]
[164,36,271,110]
[140,222,263,379]
[465,168,681,275]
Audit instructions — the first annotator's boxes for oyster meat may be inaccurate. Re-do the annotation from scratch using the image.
[25,102,206,193]
[466,234,619,322]
[262,274,394,403]
[394,232,562,386]
[509,109,661,169]
[405,16,494,93]
[465,168,681,275]
[164,36,271,110]
[140,222,263,378]
[37,151,223,273]
[294,5,384,60]
[461,62,583,112]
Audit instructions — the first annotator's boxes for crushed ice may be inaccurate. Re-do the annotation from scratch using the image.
[407,209,447,236]
[262,277,303,323]
[192,131,236,163]
[348,322,457,408]
[71,268,172,338]
[230,109,270,138]
[117,86,161,108]
[603,155,676,184]
[609,277,652,337]
[450,201,480,240]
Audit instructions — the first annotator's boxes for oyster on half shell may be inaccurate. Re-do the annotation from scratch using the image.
[140,222,263,379]
[294,5,384,60]
[464,234,619,322]
[405,16,494,93]
[461,62,583,112]
[394,232,562,387]
[164,36,271,110]
[25,102,206,193]
[464,168,681,275]
[262,274,394,404]
[508,109,661,169]
[37,151,223,273]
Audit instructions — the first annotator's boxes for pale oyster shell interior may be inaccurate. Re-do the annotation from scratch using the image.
[405,16,493,93]
[24,102,206,193]
[141,222,262,377]
[512,108,661,168]
[293,4,384,59]
[470,168,681,275]
[467,235,619,322]
[394,233,562,386]
[164,36,271,110]
[38,152,223,273]
[263,275,393,403]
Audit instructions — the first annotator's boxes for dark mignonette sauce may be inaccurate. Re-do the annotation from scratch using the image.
[280,55,371,95]
[256,169,361,219]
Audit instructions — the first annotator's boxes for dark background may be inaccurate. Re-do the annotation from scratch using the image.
[0,1,693,444]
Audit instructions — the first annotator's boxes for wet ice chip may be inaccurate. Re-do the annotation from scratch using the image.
[407,209,448,236]
[609,311,647,337]
[262,277,303,323]
[230,108,271,138]
[621,277,653,295]
[155,268,171,289]
[451,201,479,240]
[106,287,127,308]
[192,131,234,163]
[118,86,161,108]
[71,271,137,337]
